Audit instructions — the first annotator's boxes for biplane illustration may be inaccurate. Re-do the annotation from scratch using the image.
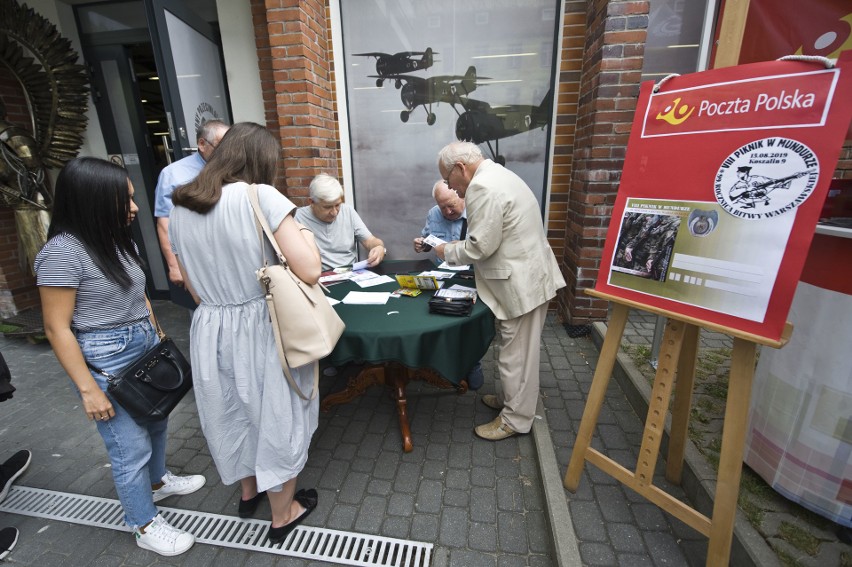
[354,48,436,87]
[352,49,554,165]
[454,89,553,165]
[376,66,486,125]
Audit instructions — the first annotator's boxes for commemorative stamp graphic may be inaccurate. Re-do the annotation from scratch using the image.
[714,137,819,219]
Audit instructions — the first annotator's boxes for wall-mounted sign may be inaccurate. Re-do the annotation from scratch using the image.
[596,54,852,341]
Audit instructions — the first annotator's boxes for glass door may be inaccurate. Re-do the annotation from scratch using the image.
[145,0,231,162]
[84,42,170,295]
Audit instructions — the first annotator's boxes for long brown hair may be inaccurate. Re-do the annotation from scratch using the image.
[173,122,279,214]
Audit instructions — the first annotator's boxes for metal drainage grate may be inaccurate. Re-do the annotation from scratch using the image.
[1,486,432,566]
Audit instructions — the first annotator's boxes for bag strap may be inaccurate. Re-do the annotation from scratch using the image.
[86,360,113,379]
[87,293,164,379]
[246,184,319,401]
[246,183,288,267]
[146,292,166,339]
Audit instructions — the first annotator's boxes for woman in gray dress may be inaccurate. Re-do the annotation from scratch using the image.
[169,123,321,542]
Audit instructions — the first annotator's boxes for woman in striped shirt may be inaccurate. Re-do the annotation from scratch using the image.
[34,157,204,557]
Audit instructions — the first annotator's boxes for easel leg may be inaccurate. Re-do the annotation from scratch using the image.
[666,323,700,484]
[634,318,686,486]
[706,337,757,567]
[564,303,630,491]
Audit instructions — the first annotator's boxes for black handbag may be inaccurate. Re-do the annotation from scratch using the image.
[428,295,474,317]
[87,337,192,423]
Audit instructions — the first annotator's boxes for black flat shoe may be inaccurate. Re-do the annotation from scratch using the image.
[238,491,266,518]
[295,488,318,508]
[267,496,317,544]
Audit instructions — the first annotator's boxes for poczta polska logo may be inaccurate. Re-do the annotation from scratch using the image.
[652,83,820,132]
[656,97,695,125]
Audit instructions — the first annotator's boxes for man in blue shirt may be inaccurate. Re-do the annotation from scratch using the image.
[154,120,229,289]
[413,180,467,254]
[414,180,483,390]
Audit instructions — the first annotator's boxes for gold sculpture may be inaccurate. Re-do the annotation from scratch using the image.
[0,0,90,272]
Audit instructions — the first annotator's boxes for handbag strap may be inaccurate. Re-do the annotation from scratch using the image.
[246,184,319,401]
[87,294,164,379]
[246,183,288,267]
[146,293,166,339]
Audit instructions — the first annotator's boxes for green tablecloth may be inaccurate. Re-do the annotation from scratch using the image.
[325,265,495,384]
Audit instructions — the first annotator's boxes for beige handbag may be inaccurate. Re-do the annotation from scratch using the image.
[247,184,345,400]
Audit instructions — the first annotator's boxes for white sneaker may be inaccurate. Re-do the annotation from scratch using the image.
[134,514,194,556]
[152,471,205,502]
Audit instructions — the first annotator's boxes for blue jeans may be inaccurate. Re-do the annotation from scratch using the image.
[77,320,167,528]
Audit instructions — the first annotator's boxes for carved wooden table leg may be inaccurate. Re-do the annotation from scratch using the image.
[320,366,385,412]
[387,363,413,452]
[320,363,461,452]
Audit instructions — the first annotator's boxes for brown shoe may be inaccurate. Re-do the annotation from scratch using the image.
[474,416,518,441]
[480,394,503,410]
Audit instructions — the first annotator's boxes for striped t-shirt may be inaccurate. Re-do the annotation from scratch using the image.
[34,233,149,331]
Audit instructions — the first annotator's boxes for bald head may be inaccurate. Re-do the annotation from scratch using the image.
[432,180,464,221]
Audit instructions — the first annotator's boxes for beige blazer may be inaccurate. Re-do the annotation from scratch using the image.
[444,160,566,320]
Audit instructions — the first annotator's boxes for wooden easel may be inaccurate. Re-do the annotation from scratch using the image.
[564,290,792,567]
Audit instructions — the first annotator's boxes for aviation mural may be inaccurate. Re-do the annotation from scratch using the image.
[353,47,553,166]
[454,89,553,166]
[381,66,485,126]
[339,1,558,262]
[354,48,436,87]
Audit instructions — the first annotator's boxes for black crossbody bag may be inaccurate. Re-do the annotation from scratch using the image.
[86,314,192,424]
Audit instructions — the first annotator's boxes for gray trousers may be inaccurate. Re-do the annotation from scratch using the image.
[495,302,548,433]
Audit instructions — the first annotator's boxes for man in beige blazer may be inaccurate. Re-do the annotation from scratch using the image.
[435,142,566,440]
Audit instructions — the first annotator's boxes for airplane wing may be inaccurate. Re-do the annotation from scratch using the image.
[457,97,492,111]
[369,74,422,84]
[353,52,386,57]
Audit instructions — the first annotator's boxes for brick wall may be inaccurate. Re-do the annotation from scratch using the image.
[547,2,586,319]
[0,208,40,318]
[1,77,40,318]
[555,0,649,325]
[251,0,341,204]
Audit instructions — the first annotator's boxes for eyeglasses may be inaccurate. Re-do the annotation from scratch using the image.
[443,163,460,185]
[201,138,218,149]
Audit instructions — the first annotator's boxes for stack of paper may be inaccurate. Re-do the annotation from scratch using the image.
[437,261,471,271]
[341,291,391,305]
[350,271,395,288]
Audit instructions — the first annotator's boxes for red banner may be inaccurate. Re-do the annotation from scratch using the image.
[595,54,852,342]
[738,0,852,64]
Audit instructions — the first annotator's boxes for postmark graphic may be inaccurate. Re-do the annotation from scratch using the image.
[194,102,221,133]
[687,208,718,237]
[714,137,819,219]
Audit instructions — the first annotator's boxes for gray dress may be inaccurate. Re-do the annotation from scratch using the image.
[170,182,318,492]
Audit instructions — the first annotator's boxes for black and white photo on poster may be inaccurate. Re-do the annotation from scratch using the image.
[337,0,560,260]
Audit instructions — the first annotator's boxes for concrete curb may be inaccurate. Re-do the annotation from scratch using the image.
[591,321,781,567]
[533,398,583,567]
